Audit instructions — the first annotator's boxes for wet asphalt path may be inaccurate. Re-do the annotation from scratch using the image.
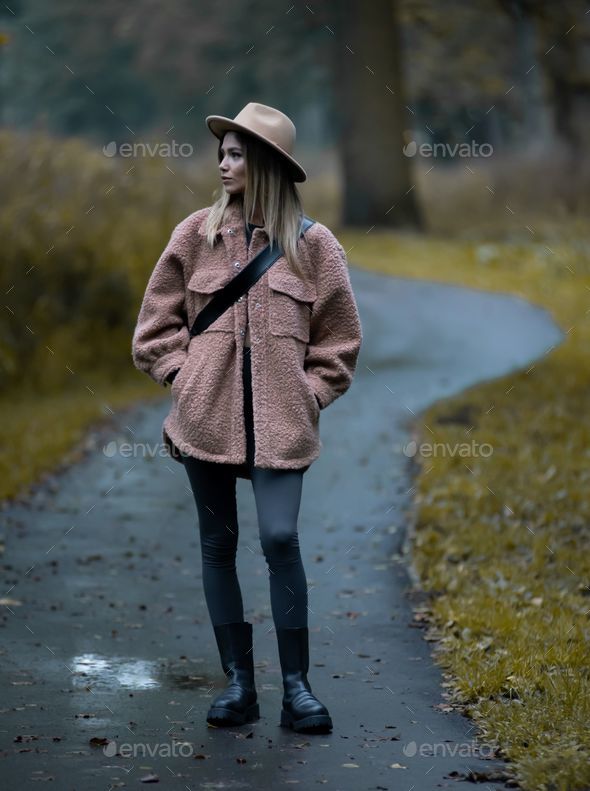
[1,266,563,789]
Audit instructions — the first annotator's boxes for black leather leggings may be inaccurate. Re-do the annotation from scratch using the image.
[180,347,308,629]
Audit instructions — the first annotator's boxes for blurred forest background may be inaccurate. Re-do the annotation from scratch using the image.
[1,0,589,393]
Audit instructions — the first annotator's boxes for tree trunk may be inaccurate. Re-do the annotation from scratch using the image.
[331,0,422,229]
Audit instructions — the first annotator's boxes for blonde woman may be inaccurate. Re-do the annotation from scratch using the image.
[132,102,363,734]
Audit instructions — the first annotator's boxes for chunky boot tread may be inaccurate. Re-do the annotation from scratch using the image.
[280,708,332,733]
[207,702,260,726]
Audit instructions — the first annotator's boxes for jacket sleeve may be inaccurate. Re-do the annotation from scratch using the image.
[131,225,190,387]
[304,235,363,409]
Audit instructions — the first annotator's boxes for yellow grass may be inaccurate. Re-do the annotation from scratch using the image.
[0,375,159,503]
[337,221,590,791]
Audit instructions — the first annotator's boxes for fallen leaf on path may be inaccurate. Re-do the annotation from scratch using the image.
[89,737,110,747]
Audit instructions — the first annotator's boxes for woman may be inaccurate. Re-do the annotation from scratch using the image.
[132,102,363,734]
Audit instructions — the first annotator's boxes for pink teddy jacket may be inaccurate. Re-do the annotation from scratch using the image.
[131,200,363,471]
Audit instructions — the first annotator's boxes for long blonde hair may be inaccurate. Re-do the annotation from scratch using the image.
[204,131,308,279]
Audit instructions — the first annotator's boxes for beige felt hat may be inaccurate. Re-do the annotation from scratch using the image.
[206,102,307,182]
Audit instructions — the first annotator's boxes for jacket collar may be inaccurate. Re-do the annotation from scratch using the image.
[197,198,266,240]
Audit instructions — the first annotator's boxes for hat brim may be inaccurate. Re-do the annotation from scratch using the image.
[205,114,307,183]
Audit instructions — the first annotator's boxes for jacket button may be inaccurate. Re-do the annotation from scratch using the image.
[255,303,261,308]
[239,329,245,335]
[237,295,244,302]
[234,261,241,268]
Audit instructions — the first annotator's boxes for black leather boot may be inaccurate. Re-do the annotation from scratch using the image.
[276,626,333,733]
[206,621,260,726]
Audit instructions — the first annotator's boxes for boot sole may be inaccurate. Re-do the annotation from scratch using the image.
[280,708,333,733]
[207,702,260,726]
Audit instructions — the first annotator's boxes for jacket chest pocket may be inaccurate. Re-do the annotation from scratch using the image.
[187,268,235,332]
[267,268,317,343]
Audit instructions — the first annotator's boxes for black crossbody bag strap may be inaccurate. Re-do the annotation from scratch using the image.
[189,215,315,337]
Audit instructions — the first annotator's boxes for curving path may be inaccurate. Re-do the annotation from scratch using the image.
[0,265,563,789]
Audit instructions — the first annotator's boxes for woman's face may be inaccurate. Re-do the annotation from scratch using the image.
[219,131,246,195]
